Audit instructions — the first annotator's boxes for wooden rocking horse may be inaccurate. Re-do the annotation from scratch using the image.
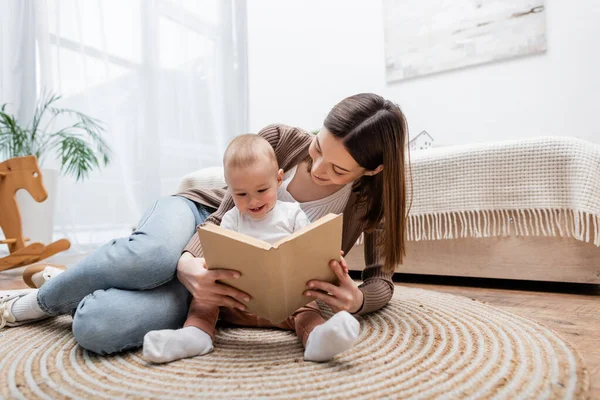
[0,155,70,274]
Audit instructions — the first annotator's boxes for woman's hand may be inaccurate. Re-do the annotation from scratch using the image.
[176,252,251,311]
[304,253,364,314]
[339,250,349,274]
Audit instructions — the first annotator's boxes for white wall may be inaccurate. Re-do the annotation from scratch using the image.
[247,0,600,145]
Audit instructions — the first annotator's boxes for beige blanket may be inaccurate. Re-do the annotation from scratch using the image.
[407,136,600,246]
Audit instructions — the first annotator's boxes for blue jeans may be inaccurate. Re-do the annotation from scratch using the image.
[37,196,213,355]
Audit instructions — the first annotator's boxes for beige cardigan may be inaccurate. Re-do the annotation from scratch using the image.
[177,124,394,315]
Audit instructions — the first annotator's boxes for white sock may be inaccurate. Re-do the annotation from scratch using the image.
[11,291,48,321]
[143,326,214,364]
[304,311,360,362]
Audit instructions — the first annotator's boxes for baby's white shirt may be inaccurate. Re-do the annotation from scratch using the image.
[220,201,310,244]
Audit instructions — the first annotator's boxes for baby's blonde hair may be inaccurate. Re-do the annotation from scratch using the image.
[223,134,278,171]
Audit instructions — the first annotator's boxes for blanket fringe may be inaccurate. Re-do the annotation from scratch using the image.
[403,209,599,246]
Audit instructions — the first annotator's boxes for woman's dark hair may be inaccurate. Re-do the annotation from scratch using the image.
[324,93,410,273]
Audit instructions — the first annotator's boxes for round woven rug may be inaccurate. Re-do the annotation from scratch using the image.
[0,287,589,399]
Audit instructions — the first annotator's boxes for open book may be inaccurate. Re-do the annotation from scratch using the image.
[197,213,342,323]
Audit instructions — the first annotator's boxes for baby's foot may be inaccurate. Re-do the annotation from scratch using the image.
[143,326,213,364]
[304,311,360,362]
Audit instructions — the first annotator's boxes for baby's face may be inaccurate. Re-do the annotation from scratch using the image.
[226,162,283,220]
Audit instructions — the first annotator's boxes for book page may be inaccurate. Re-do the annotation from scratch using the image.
[276,214,342,319]
[197,225,282,319]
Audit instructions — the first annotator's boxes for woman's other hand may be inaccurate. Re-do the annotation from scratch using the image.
[304,255,364,314]
[176,252,251,311]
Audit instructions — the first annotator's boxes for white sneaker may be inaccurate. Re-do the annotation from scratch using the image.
[0,289,46,329]
[23,265,66,288]
[31,266,65,288]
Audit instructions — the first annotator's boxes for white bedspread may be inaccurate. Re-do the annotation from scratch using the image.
[407,136,600,246]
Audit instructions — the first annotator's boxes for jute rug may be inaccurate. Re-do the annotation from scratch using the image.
[0,287,589,399]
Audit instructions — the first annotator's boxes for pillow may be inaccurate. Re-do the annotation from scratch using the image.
[177,166,225,192]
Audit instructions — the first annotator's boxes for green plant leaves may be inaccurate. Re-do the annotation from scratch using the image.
[0,104,33,159]
[58,134,100,182]
[0,92,112,181]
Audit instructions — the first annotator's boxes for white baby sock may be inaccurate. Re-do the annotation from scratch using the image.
[143,326,214,364]
[11,290,48,321]
[304,311,360,362]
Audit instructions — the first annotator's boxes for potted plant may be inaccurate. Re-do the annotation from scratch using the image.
[0,92,112,244]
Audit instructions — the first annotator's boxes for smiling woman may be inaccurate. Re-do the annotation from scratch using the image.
[311,134,359,180]
[307,94,409,272]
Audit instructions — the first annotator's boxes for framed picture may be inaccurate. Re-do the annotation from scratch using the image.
[384,0,547,82]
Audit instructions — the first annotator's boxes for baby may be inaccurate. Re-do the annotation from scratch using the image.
[143,134,359,363]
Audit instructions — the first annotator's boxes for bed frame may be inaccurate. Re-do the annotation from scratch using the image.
[346,236,600,284]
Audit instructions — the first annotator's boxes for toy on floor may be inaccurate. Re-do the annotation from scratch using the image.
[0,156,69,279]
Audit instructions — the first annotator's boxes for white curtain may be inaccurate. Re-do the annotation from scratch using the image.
[1,0,248,250]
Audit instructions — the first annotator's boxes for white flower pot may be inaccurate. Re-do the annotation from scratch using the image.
[15,168,59,245]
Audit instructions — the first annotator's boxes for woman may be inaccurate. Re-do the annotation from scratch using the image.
[0,93,409,355]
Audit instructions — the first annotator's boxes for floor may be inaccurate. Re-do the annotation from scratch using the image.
[393,274,600,399]
[1,267,598,398]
